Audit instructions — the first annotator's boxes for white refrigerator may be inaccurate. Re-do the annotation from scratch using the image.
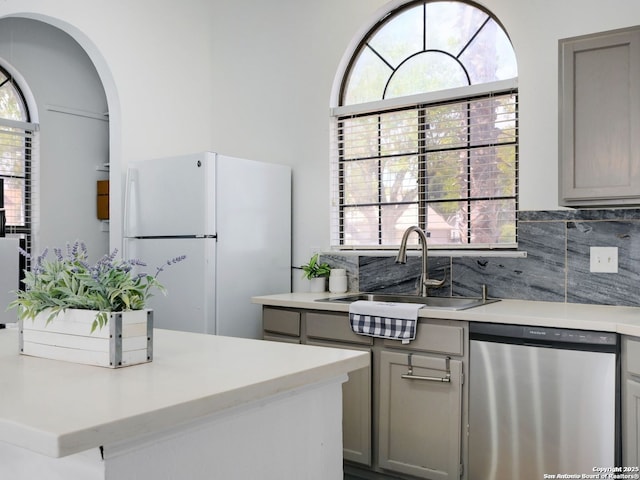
[123,152,291,338]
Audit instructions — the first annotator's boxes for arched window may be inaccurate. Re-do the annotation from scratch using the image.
[0,64,36,262]
[331,0,518,249]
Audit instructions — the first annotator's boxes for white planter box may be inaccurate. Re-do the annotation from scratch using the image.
[19,309,153,368]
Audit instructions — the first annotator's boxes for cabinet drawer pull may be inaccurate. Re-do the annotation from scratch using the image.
[402,353,451,382]
[401,373,451,383]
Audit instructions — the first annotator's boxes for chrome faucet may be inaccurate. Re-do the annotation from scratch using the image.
[395,226,445,296]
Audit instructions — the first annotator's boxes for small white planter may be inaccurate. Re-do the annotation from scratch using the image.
[19,309,153,368]
[309,277,327,293]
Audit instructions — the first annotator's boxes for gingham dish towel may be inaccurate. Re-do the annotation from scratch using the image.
[349,300,425,344]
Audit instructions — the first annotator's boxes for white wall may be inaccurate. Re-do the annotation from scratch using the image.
[0,1,214,252]
[207,0,388,290]
[206,0,640,290]
[0,0,638,290]
[488,0,640,210]
[0,17,108,259]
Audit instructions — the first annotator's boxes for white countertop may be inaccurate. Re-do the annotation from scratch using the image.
[251,292,640,337]
[0,327,368,458]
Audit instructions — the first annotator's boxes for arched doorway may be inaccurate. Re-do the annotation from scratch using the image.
[0,16,116,260]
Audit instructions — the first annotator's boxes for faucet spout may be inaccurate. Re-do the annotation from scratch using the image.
[395,226,445,296]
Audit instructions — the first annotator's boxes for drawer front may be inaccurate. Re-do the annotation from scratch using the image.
[625,336,640,376]
[263,308,300,337]
[263,333,301,344]
[383,322,464,355]
[306,312,373,345]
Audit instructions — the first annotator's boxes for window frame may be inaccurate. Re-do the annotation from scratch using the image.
[330,0,518,251]
[0,64,36,267]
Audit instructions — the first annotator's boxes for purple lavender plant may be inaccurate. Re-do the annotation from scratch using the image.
[10,241,186,332]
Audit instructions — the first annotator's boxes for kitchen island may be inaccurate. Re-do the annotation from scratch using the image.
[0,326,368,480]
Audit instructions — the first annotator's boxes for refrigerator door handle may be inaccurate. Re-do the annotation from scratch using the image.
[123,167,139,238]
[122,237,133,262]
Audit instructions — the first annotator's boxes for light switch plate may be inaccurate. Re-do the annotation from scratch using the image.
[590,246,618,273]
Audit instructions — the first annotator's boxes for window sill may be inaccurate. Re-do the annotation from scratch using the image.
[326,249,527,259]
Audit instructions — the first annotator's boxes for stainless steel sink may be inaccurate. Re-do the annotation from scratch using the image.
[316,293,499,310]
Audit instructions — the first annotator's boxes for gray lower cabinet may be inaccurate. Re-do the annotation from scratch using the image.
[263,307,372,465]
[307,338,372,465]
[623,336,640,465]
[262,307,301,344]
[306,312,373,466]
[378,351,462,480]
[261,306,467,479]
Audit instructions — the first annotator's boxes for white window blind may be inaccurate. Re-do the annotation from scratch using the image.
[330,88,518,249]
[0,117,39,262]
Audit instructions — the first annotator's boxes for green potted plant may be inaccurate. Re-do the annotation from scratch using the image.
[301,253,331,293]
[9,241,185,368]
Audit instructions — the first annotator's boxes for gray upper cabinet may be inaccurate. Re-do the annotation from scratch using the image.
[559,26,640,206]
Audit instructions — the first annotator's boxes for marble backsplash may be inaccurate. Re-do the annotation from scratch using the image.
[321,209,640,307]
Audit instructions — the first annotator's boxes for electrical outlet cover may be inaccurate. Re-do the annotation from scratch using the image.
[589,246,618,273]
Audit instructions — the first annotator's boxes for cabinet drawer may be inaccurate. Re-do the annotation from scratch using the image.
[625,336,640,376]
[383,321,463,355]
[306,312,373,345]
[263,308,300,337]
[263,333,301,344]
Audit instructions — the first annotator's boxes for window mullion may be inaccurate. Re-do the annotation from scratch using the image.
[466,99,472,244]
[418,107,427,234]
[337,119,346,246]
[377,114,383,245]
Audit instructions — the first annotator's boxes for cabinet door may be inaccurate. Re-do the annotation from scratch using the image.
[559,27,640,206]
[624,378,640,466]
[623,336,640,466]
[378,351,462,480]
[307,339,372,466]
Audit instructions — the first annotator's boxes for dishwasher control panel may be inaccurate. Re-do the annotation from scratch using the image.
[523,326,616,345]
[470,322,617,346]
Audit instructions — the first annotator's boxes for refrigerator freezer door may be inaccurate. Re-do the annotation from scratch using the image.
[124,237,216,334]
[125,152,217,237]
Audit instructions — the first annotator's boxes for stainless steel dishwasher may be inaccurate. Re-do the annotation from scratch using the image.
[469,322,620,479]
